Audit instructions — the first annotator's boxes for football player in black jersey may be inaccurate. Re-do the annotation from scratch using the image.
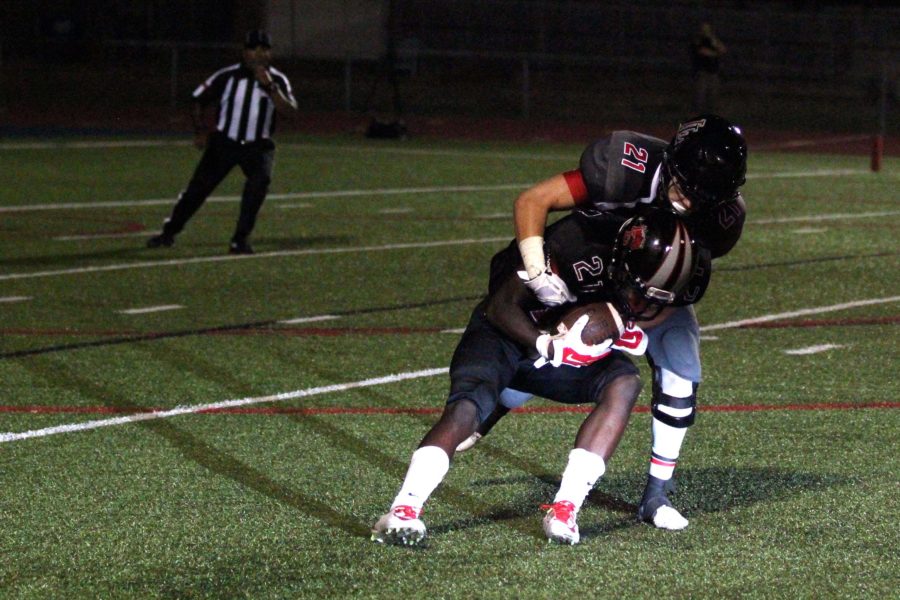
[464,115,748,531]
[372,209,705,546]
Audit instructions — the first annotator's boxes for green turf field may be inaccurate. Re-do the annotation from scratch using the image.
[1,134,898,598]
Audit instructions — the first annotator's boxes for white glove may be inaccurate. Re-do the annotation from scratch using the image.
[518,270,577,306]
[534,314,613,368]
[611,323,648,356]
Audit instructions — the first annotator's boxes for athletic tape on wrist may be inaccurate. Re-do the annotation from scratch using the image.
[518,236,546,280]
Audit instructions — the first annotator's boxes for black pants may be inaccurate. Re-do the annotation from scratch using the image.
[447,303,638,423]
[163,132,275,243]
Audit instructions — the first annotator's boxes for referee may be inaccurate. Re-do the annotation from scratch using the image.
[148,30,298,254]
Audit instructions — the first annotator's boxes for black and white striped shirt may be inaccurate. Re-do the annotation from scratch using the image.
[193,63,295,143]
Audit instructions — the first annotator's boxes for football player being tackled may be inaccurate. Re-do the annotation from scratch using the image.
[458,114,748,532]
[372,207,707,545]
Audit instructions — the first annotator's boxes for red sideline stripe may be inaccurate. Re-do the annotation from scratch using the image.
[0,326,446,337]
[4,316,896,338]
[0,401,897,416]
[209,327,445,336]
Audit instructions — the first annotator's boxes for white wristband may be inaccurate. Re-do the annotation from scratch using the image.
[518,236,546,280]
[535,333,553,359]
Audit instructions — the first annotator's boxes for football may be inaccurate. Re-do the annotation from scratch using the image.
[556,302,625,345]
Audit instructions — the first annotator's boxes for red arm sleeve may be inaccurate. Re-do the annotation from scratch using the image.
[563,170,589,206]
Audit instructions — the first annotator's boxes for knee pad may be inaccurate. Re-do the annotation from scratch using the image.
[651,368,697,428]
[646,306,702,382]
[499,388,532,409]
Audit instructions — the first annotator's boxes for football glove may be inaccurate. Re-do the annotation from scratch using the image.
[535,315,614,368]
[518,270,577,306]
[611,323,648,356]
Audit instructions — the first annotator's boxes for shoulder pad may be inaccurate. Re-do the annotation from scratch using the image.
[579,132,666,210]
[690,193,746,258]
[674,246,712,305]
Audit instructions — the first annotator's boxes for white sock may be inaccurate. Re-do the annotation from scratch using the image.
[649,418,688,480]
[391,446,450,511]
[552,448,606,511]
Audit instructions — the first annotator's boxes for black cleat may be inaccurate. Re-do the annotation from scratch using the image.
[228,240,254,255]
[638,476,688,530]
[147,233,175,248]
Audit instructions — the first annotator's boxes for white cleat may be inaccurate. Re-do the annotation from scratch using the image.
[371,505,427,546]
[455,432,482,453]
[541,501,580,545]
[650,505,689,530]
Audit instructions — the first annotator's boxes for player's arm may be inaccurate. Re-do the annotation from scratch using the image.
[514,173,579,278]
[484,271,544,352]
[190,73,223,149]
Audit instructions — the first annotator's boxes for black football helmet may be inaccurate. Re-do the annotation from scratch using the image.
[658,114,747,214]
[607,209,700,321]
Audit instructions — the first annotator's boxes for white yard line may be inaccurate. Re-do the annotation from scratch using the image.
[0,237,510,282]
[0,134,880,160]
[2,295,897,445]
[5,201,897,281]
[279,315,341,324]
[700,296,900,332]
[753,211,900,224]
[0,138,573,161]
[0,140,193,150]
[1,166,890,214]
[118,305,184,315]
[784,344,845,355]
[0,183,531,213]
[745,168,869,179]
[0,368,449,444]
[54,231,149,241]
[0,296,32,303]
[753,134,871,150]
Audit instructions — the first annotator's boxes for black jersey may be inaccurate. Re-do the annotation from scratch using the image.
[490,211,710,331]
[576,131,745,259]
[489,214,618,329]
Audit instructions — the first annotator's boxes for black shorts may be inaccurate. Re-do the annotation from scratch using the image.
[446,304,639,423]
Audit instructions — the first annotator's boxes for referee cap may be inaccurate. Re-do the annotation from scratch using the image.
[245,30,272,49]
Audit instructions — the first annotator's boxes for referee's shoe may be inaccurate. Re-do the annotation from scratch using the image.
[147,233,175,248]
[229,239,254,255]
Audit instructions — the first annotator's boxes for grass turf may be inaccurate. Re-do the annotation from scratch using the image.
[0,133,898,598]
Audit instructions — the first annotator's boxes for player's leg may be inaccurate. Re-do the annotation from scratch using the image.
[231,144,274,253]
[149,133,236,246]
[639,305,700,530]
[373,306,519,545]
[542,368,641,544]
[518,354,639,544]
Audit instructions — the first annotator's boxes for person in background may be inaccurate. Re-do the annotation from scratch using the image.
[691,22,728,113]
[147,30,297,255]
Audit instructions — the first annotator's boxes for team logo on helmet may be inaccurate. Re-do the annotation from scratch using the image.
[661,114,748,212]
[674,118,706,145]
[609,210,701,321]
[622,225,646,250]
